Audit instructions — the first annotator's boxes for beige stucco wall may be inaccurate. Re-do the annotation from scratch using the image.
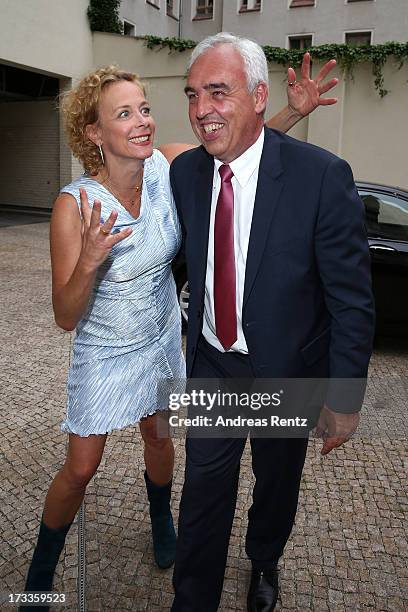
[0,0,92,79]
[93,35,408,189]
[92,33,306,147]
[308,60,408,189]
[0,0,93,208]
[0,5,406,211]
[118,0,408,46]
[222,0,408,46]
[341,61,408,189]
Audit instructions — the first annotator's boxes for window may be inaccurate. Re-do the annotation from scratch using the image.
[123,21,135,36]
[345,31,372,46]
[360,191,408,242]
[195,0,214,19]
[146,0,160,9]
[167,0,175,16]
[289,0,315,7]
[288,35,313,50]
[239,0,261,12]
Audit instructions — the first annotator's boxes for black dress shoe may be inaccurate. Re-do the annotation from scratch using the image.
[247,567,279,611]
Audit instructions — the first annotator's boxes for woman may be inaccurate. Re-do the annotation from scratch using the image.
[22,56,337,603]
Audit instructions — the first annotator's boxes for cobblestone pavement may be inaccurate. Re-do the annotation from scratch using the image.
[0,220,407,611]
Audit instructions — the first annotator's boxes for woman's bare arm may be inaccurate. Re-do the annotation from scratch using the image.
[50,190,131,331]
[50,194,95,331]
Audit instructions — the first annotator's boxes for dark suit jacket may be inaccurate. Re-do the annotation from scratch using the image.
[170,128,375,412]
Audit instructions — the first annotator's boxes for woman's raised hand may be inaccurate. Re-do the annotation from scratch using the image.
[79,188,132,269]
[287,52,338,119]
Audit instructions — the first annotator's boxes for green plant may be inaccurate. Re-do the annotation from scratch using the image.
[144,36,408,97]
[144,35,197,53]
[87,0,123,34]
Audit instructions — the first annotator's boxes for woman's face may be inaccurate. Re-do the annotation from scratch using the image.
[93,80,155,164]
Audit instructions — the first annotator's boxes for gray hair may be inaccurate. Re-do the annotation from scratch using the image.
[188,32,269,92]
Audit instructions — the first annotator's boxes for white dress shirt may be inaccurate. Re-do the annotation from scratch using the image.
[202,128,265,353]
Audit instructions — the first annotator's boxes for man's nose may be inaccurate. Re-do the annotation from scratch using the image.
[195,93,213,120]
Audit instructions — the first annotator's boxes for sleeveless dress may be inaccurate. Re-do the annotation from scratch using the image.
[60,150,185,436]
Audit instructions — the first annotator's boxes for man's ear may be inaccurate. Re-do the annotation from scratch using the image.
[85,122,101,146]
[254,82,268,114]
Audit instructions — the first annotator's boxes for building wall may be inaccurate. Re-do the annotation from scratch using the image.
[118,0,408,45]
[93,33,297,146]
[93,33,194,145]
[180,0,224,42]
[222,0,408,46]
[340,61,408,188]
[0,101,59,208]
[0,2,406,211]
[0,0,92,79]
[120,0,180,38]
[0,0,93,209]
[94,35,408,190]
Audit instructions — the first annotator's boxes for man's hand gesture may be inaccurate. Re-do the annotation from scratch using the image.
[315,404,360,455]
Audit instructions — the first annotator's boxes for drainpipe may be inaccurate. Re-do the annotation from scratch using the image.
[178,0,183,38]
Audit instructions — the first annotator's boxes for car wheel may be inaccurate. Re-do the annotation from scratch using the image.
[179,280,189,325]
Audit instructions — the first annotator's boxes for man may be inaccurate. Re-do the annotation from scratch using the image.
[170,33,374,612]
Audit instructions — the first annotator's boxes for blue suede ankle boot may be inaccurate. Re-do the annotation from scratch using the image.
[144,471,176,569]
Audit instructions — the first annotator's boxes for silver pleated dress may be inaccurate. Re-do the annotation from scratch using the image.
[60,150,185,436]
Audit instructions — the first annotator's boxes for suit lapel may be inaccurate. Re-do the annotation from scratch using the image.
[243,129,284,305]
[191,148,214,293]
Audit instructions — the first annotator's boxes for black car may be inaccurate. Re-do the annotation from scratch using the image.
[358,182,408,334]
[173,182,408,335]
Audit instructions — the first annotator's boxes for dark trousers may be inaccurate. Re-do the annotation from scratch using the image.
[172,337,309,612]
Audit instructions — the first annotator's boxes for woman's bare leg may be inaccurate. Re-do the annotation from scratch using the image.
[139,412,176,569]
[43,432,107,528]
[22,433,108,604]
[139,413,174,485]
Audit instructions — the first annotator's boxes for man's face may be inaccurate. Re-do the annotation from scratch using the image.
[185,45,268,163]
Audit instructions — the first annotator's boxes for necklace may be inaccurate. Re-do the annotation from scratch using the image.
[102,172,143,208]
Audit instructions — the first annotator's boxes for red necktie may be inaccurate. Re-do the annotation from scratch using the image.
[214,164,237,350]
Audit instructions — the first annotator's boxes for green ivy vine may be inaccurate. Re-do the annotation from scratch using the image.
[144,36,408,97]
[88,0,123,35]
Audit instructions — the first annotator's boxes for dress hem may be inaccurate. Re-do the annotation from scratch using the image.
[60,404,170,437]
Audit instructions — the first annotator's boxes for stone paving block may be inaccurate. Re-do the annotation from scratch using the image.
[1,221,407,611]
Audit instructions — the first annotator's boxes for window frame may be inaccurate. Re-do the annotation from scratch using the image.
[122,20,136,36]
[344,29,373,46]
[288,0,316,9]
[286,33,314,50]
[193,0,214,21]
[166,0,179,19]
[239,0,262,13]
[146,0,160,10]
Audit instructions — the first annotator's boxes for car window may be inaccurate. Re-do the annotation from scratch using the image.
[359,190,408,241]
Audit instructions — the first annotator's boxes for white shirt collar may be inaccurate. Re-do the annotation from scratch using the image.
[214,128,265,188]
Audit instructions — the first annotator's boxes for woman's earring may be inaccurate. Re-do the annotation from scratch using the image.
[98,144,104,165]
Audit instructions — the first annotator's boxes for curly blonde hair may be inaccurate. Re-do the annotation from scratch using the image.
[61,66,145,175]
